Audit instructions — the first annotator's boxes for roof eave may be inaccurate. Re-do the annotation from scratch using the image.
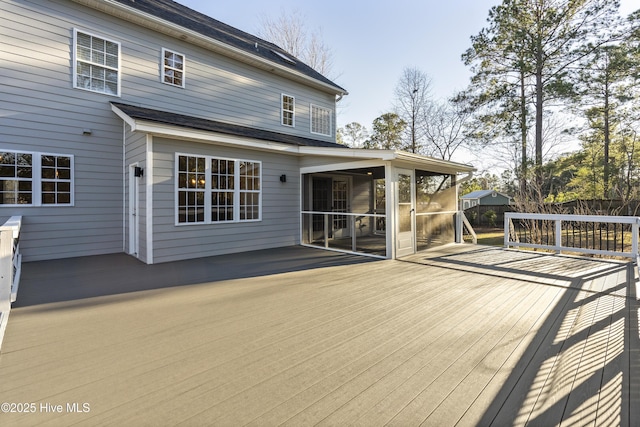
[393,151,476,174]
[71,0,347,96]
[111,104,301,154]
[299,147,476,173]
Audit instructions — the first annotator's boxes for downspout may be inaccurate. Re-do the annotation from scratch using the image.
[456,170,474,186]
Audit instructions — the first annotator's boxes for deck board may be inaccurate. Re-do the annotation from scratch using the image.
[0,245,637,426]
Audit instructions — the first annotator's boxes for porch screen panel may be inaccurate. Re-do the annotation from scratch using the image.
[312,178,331,232]
[332,180,348,231]
[415,171,455,250]
[374,179,386,233]
[211,158,234,222]
[398,173,412,233]
[415,172,455,213]
[178,155,205,223]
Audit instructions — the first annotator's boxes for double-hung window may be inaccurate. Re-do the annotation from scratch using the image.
[310,104,332,136]
[238,161,260,220]
[162,48,185,87]
[281,94,295,127]
[177,154,261,224]
[211,158,235,222]
[0,151,73,206]
[176,155,205,223]
[73,29,120,96]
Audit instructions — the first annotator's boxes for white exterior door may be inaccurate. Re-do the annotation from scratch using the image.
[396,168,415,257]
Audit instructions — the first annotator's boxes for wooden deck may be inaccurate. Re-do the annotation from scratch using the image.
[0,245,638,426]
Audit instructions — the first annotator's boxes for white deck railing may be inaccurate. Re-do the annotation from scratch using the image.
[458,211,477,244]
[0,216,23,352]
[504,212,640,265]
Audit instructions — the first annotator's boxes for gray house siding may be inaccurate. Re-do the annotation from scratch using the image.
[2,2,126,261]
[1,0,341,262]
[150,137,301,263]
[34,0,338,142]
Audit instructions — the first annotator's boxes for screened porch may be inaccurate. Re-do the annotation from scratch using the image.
[300,164,462,259]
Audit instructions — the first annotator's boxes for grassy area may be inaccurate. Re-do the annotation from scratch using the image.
[472,227,505,246]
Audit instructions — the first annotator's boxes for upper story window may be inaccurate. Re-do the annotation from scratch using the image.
[162,48,185,88]
[73,29,120,96]
[311,104,332,136]
[281,94,295,127]
[176,154,261,225]
[0,150,73,206]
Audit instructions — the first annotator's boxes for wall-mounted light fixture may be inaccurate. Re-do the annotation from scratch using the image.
[134,166,144,178]
[279,174,287,183]
[82,129,92,135]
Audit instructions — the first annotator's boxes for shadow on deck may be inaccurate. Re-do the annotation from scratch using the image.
[14,246,376,307]
[403,246,640,426]
[1,244,638,426]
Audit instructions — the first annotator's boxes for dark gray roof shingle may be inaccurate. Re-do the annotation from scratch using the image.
[112,102,344,148]
[110,0,345,93]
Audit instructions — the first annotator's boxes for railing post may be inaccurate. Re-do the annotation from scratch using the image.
[0,229,11,315]
[504,214,510,248]
[633,219,639,280]
[324,214,329,248]
[0,228,14,352]
[555,219,562,254]
[351,216,356,252]
[633,220,639,259]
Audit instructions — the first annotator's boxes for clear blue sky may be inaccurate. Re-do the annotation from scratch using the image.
[179,0,637,168]
[179,0,504,128]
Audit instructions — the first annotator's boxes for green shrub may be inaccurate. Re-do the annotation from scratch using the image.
[483,209,497,227]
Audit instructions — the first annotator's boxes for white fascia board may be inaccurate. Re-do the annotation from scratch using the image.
[300,159,387,174]
[75,0,346,96]
[298,146,396,160]
[111,104,137,129]
[394,152,476,173]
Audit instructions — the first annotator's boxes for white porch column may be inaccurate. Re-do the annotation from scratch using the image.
[385,162,396,259]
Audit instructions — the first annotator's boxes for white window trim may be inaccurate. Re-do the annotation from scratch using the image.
[310,104,332,136]
[174,153,262,226]
[281,93,295,127]
[72,28,121,97]
[0,150,74,207]
[161,47,186,88]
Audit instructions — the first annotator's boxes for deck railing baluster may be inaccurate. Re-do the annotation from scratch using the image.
[503,213,640,265]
